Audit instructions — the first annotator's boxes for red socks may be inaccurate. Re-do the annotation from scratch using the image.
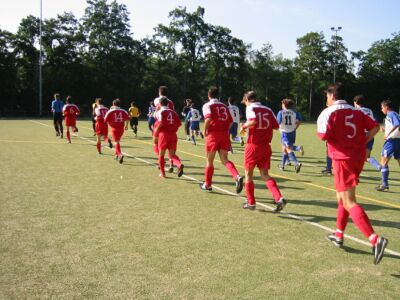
[349,204,376,243]
[225,161,239,179]
[115,143,121,156]
[159,156,166,176]
[205,166,214,187]
[171,155,181,168]
[336,201,349,239]
[265,178,282,202]
[245,181,255,205]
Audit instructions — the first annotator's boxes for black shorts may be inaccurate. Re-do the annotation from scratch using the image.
[53,112,63,123]
[130,118,138,126]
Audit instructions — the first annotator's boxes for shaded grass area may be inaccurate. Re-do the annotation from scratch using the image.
[0,120,399,299]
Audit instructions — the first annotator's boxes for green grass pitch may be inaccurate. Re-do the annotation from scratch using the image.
[1,119,399,299]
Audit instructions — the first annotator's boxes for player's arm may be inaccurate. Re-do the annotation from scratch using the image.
[240,119,256,136]
[366,124,380,143]
[203,118,211,137]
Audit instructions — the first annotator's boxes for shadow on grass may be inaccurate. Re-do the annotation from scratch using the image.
[391,274,400,279]
[289,199,400,212]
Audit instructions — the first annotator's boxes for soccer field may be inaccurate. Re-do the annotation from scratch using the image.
[1,119,399,299]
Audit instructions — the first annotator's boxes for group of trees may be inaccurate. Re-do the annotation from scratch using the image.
[0,0,399,119]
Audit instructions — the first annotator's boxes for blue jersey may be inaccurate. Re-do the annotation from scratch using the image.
[51,99,64,113]
[277,109,302,133]
[384,111,400,140]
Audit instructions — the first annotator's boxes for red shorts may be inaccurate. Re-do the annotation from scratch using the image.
[111,128,124,142]
[205,131,231,152]
[333,159,364,192]
[65,118,76,127]
[158,132,177,151]
[95,122,108,136]
[244,144,271,170]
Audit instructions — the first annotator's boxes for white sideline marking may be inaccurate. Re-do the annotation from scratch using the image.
[30,120,400,257]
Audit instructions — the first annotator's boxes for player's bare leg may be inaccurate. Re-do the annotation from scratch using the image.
[218,150,243,193]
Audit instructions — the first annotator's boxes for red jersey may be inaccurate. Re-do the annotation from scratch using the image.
[245,102,278,145]
[154,97,175,111]
[95,105,109,125]
[202,99,233,132]
[155,107,181,132]
[104,108,129,129]
[317,100,378,160]
[63,104,80,120]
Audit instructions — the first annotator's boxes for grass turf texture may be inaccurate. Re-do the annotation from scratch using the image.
[1,119,399,299]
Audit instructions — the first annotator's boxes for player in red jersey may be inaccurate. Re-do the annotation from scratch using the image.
[317,82,387,265]
[154,97,184,178]
[94,98,113,154]
[153,86,175,172]
[239,91,286,212]
[104,98,129,164]
[62,96,80,143]
[199,87,243,193]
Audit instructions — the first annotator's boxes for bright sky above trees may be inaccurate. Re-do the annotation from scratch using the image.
[1,0,399,58]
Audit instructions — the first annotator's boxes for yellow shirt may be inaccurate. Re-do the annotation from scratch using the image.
[129,106,140,118]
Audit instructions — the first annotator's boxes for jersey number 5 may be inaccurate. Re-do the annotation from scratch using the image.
[345,114,356,138]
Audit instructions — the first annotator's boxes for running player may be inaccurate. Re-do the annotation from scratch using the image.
[62,96,80,144]
[154,97,184,178]
[147,101,156,132]
[51,93,64,138]
[317,82,387,265]
[128,101,140,136]
[227,97,242,144]
[104,99,130,164]
[353,94,381,170]
[91,100,97,136]
[153,86,175,172]
[199,87,243,193]
[276,99,303,173]
[240,91,286,212]
[376,99,400,191]
[186,102,203,145]
[94,98,113,154]
[182,99,192,141]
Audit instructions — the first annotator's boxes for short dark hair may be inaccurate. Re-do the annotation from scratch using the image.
[159,96,168,106]
[326,82,345,100]
[228,97,235,105]
[208,87,219,99]
[281,98,294,109]
[353,94,365,105]
[54,93,60,99]
[96,98,103,105]
[131,101,135,106]
[159,86,168,96]
[244,91,257,102]
[113,98,121,107]
[66,96,72,103]
[381,99,393,109]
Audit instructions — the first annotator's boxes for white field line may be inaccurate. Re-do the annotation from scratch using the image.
[30,120,400,257]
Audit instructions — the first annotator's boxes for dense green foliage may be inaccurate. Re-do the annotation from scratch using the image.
[0,0,398,118]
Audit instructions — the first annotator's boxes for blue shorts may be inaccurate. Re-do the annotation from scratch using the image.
[366,139,374,151]
[281,131,296,148]
[230,122,238,136]
[382,139,400,159]
[190,121,200,131]
[148,117,155,126]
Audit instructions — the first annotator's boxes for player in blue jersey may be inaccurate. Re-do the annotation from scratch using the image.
[376,100,400,191]
[147,101,156,132]
[276,99,304,173]
[186,102,203,145]
[353,95,381,171]
[51,93,64,138]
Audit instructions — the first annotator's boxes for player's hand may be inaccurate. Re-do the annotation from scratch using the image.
[239,126,246,136]
[125,126,128,130]
[203,130,207,137]
[380,126,385,132]
[383,135,387,140]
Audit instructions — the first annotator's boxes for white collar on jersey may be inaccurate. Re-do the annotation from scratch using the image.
[333,100,347,105]
[209,98,220,103]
